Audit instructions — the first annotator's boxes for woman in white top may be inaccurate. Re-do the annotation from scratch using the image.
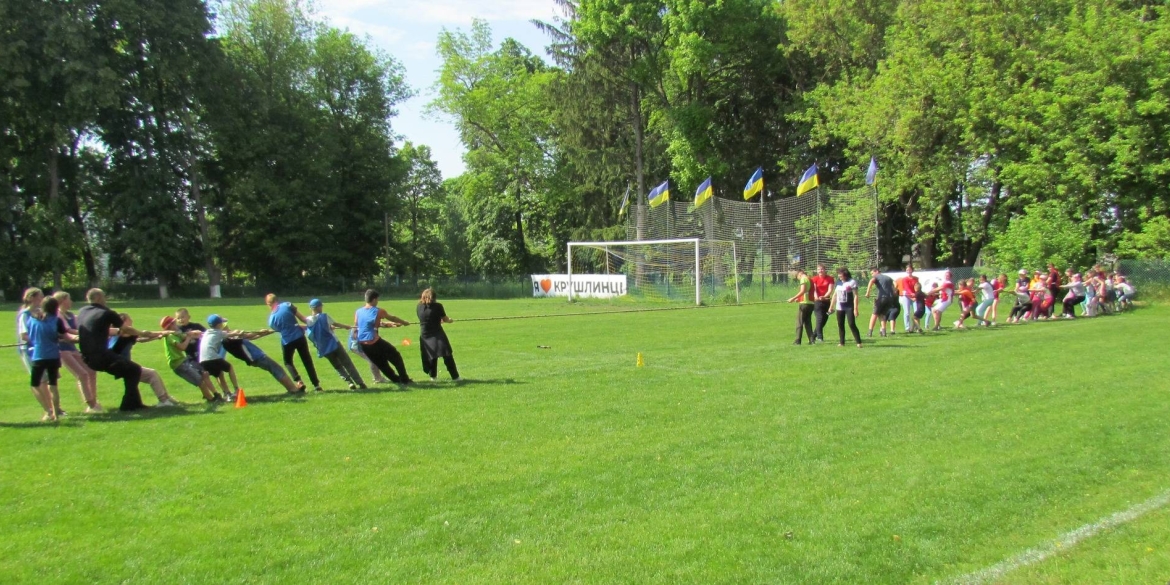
[1059,273,1087,318]
[974,275,996,325]
[829,268,862,348]
[16,287,43,373]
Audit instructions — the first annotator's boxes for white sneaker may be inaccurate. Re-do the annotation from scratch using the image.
[953,320,961,327]
[430,377,438,382]
[157,398,181,408]
[84,404,105,414]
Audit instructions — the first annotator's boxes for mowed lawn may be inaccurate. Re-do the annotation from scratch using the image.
[1,296,1168,584]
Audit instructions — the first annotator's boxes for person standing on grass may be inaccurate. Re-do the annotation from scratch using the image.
[354,289,413,383]
[417,288,460,381]
[926,270,955,331]
[989,274,1007,325]
[1046,263,1062,317]
[28,296,70,421]
[77,289,177,411]
[221,330,303,394]
[899,266,919,333]
[809,264,835,343]
[864,268,899,337]
[53,292,102,413]
[266,294,320,392]
[830,268,862,348]
[1058,273,1086,318]
[305,299,367,390]
[911,282,934,334]
[161,316,220,403]
[16,287,44,373]
[974,275,996,326]
[788,269,815,345]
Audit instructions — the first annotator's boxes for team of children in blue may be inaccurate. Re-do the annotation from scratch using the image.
[15,287,458,421]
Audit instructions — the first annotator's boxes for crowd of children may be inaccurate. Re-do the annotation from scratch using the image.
[788,263,1136,346]
[13,287,460,421]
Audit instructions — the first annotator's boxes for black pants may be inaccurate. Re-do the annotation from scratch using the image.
[362,339,411,383]
[794,304,815,344]
[837,309,862,345]
[813,300,831,341]
[1010,301,1032,320]
[86,353,145,411]
[281,336,319,387]
[1063,295,1085,317]
[421,353,459,380]
[31,358,61,387]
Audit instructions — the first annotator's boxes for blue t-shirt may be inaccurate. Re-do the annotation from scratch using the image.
[306,313,340,357]
[268,302,304,344]
[29,315,63,361]
[355,306,381,343]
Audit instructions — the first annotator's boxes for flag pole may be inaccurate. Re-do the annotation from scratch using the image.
[759,189,765,301]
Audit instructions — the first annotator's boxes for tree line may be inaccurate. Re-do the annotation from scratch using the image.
[4,0,1170,299]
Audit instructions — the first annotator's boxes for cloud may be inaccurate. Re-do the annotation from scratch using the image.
[400,0,556,24]
[321,13,406,46]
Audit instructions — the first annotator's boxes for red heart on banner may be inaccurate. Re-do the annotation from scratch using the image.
[540,279,552,293]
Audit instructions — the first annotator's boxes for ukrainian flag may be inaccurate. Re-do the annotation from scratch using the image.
[796,163,819,196]
[743,167,763,200]
[648,181,670,208]
[694,177,713,209]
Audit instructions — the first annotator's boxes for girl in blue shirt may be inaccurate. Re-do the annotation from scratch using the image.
[28,297,71,422]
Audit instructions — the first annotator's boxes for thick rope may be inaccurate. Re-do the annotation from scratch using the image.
[454,300,790,323]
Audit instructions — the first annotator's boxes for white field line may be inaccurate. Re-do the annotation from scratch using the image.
[945,488,1170,585]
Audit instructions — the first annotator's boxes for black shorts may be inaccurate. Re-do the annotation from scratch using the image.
[31,358,62,386]
[201,358,233,377]
[875,296,899,320]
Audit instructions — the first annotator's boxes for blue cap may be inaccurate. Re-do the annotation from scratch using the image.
[308,298,322,309]
[207,314,227,327]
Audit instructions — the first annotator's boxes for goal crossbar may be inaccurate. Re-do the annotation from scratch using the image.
[566,238,739,305]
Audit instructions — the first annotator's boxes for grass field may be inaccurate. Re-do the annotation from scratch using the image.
[1,296,1168,583]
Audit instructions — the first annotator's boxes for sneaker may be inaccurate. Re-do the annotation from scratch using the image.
[953,320,961,327]
[223,391,235,402]
[314,386,323,392]
[212,393,225,403]
[295,382,307,392]
[56,410,68,417]
[348,383,357,390]
[157,398,180,408]
[430,376,438,382]
[84,404,105,414]
[41,413,55,422]
[357,384,368,390]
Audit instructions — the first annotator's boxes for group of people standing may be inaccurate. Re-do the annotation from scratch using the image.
[787,263,1135,346]
[14,287,460,422]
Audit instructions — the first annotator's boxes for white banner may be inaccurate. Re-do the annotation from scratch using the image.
[884,270,950,293]
[531,274,628,298]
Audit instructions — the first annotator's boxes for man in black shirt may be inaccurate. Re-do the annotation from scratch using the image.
[865,268,900,338]
[77,289,176,411]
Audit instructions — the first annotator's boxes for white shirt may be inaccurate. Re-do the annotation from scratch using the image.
[834,279,858,311]
[979,281,995,302]
[199,327,227,362]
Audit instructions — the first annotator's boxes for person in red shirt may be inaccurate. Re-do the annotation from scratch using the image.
[1046,263,1062,318]
[809,264,835,343]
[926,270,955,331]
[954,279,978,329]
[899,265,919,333]
[990,273,1007,324]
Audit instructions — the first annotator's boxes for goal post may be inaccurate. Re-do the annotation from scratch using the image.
[566,238,740,305]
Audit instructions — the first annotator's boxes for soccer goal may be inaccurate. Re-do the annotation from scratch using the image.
[566,238,740,305]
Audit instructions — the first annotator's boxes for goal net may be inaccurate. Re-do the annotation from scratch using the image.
[567,238,740,305]
[625,185,880,284]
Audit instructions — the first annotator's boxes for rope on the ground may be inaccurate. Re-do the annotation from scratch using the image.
[454,300,791,323]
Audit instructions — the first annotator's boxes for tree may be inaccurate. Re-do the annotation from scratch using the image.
[984,201,1092,270]
[395,143,447,278]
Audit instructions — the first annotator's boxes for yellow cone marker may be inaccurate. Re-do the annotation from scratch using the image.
[636,352,644,367]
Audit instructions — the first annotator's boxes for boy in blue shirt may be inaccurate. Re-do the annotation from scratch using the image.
[265,294,320,392]
[305,299,367,390]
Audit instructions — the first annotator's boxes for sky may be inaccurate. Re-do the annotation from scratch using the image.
[315,0,562,179]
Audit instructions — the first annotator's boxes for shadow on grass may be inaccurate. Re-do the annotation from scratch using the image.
[315,378,525,395]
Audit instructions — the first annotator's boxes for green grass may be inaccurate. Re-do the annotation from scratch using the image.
[1,298,1168,583]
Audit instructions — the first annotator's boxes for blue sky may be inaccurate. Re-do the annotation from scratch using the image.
[316,0,561,179]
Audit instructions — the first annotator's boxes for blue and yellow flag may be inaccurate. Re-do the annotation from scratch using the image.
[796,164,819,196]
[743,167,763,200]
[617,183,631,217]
[648,181,670,208]
[865,157,878,186]
[694,177,713,209]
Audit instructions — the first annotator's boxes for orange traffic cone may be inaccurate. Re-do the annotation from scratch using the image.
[235,388,247,408]
[402,338,412,346]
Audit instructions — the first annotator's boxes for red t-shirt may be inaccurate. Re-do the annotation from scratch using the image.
[959,289,976,307]
[810,275,834,300]
[992,280,1004,299]
[900,276,919,297]
[939,281,955,302]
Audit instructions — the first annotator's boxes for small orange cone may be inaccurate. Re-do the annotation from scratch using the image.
[402,338,412,346]
[235,388,247,408]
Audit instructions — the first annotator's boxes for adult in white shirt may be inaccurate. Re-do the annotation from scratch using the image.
[975,275,996,325]
[829,268,862,348]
